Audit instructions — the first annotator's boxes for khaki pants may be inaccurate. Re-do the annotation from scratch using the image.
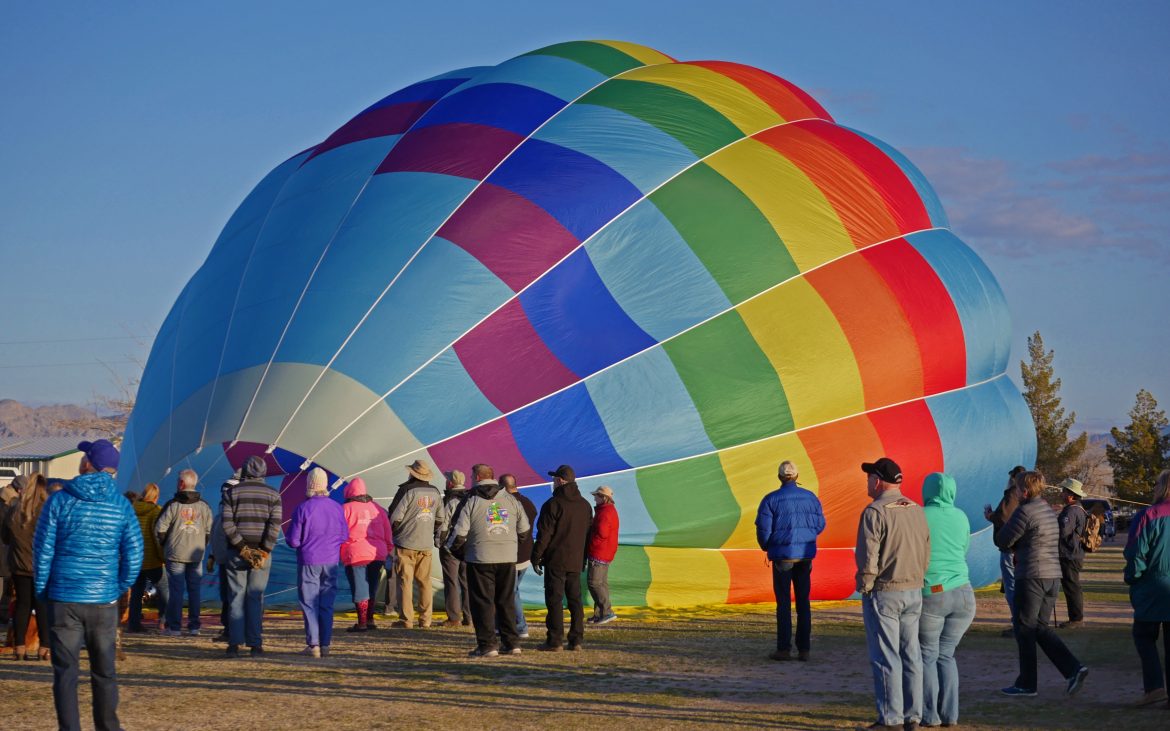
[396,547,433,627]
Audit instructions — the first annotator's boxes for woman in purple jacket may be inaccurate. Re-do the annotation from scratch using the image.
[286,468,348,658]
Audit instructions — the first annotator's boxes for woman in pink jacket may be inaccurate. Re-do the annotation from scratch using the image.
[341,478,394,631]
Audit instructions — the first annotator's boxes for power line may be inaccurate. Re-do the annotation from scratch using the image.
[0,334,155,346]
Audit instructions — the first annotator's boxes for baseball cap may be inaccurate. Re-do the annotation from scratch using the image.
[78,439,120,472]
[861,457,902,484]
[547,464,575,481]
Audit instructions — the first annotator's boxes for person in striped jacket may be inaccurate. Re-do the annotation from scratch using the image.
[220,455,281,658]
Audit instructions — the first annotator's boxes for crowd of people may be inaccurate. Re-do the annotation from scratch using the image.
[2,438,1168,731]
[756,457,1170,730]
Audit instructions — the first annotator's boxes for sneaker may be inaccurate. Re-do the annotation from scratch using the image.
[298,645,321,658]
[1059,620,1084,630]
[390,620,412,629]
[536,643,563,652]
[501,646,523,655]
[320,646,331,657]
[596,613,617,625]
[1066,666,1089,696]
[250,646,265,657]
[345,624,369,633]
[442,619,462,628]
[517,631,529,639]
[468,647,499,659]
[587,617,599,624]
[1136,687,1168,706]
[163,629,183,637]
[225,645,240,658]
[1000,686,1037,697]
[187,629,200,637]
[769,650,794,661]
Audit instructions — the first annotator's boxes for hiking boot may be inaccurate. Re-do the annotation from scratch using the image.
[769,650,794,661]
[1000,686,1037,697]
[1136,687,1168,706]
[345,623,369,633]
[1067,666,1089,696]
[390,620,413,629]
[536,642,563,652]
[468,646,499,659]
[442,619,462,628]
[298,645,321,658]
[566,642,583,651]
[1059,620,1083,630]
[225,645,240,658]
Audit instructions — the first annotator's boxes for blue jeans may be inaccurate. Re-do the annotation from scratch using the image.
[514,567,528,633]
[345,561,383,604]
[298,563,338,648]
[128,566,167,630]
[165,560,203,631]
[862,589,924,726]
[49,600,120,731]
[224,549,271,648]
[919,584,976,725]
[772,559,812,652]
[1000,551,1018,627]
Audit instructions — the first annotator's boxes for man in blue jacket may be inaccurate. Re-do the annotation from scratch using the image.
[34,439,143,731]
[755,460,826,661]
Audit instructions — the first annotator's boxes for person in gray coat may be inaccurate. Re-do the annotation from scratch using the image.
[995,471,1088,697]
[447,464,531,658]
[388,459,445,629]
[156,469,213,637]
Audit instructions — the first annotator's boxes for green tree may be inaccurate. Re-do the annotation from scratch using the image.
[1106,389,1170,502]
[1020,331,1087,481]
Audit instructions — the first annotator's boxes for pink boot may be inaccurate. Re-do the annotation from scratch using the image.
[347,600,369,632]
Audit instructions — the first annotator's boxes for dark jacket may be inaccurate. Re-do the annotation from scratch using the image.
[755,481,826,561]
[33,472,143,603]
[222,478,282,553]
[989,484,1021,535]
[513,490,538,566]
[531,481,592,572]
[996,495,1061,580]
[3,499,45,576]
[1059,501,1088,563]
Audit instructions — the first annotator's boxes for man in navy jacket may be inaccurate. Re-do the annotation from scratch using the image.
[755,460,826,661]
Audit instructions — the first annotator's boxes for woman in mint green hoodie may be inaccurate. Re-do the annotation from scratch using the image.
[919,472,976,727]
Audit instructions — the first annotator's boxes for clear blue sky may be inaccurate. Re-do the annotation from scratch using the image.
[2,1,1167,433]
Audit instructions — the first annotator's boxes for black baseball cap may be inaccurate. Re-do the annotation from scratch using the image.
[861,457,903,484]
[547,464,575,481]
[1008,465,1027,478]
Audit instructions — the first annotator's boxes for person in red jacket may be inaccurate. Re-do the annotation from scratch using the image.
[586,485,620,625]
[340,478,394,632]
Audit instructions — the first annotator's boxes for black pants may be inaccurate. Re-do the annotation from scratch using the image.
[1013,578,1081,691]
[50,601,121,731]
[773,559,812,652]
[1134,620,1170,693]
[12,575,51,648]
[544,566,584,646]
[440,548,472,623]
[1059,558,1084,623]
[467,562,518,651]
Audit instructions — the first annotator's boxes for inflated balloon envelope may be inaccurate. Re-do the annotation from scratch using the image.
[121,40,1036,606]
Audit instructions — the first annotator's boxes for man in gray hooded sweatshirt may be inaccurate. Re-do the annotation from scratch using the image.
[156,469,213,636]
[447,464,531,658]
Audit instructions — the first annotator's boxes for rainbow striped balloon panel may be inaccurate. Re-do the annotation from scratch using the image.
[121,40,1035,605]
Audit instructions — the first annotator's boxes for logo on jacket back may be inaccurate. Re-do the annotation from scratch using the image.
[486,502,510,535]
[178,507,199,532]
[415,495,435,521]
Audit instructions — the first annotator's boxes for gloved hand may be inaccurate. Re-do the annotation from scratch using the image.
[239,546,269,570]
[532,562,543,577]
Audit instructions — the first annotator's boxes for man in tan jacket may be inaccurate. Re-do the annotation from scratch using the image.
[855,457,931,731]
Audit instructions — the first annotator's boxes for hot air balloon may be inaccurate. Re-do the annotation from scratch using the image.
[120,40,1036,606]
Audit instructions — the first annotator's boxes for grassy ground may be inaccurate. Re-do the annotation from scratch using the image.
[2,539,1166,730]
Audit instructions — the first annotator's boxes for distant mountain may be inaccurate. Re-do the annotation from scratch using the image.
[0,399,107,438]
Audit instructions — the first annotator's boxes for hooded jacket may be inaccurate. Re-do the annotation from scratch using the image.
[1124,499,1170,622]
[286,494,349,566]
[389,477,444,551]
[531,480,592,572]
[3,497,46,576]
[921,473,970,595]
[447,480,531,565]
[341,478,394,566]
[512,490,538,566]
[33,471,143,603]
[755,480,826,561]
[995,495,1061,580]
[133,500,164,570]
[156,489,214,563]
[854,487,931,593]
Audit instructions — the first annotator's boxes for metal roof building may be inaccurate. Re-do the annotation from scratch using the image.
[0,437,86,480]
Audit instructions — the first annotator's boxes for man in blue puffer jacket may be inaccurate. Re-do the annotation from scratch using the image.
[755,460,826,661]
[34,439,143,731]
